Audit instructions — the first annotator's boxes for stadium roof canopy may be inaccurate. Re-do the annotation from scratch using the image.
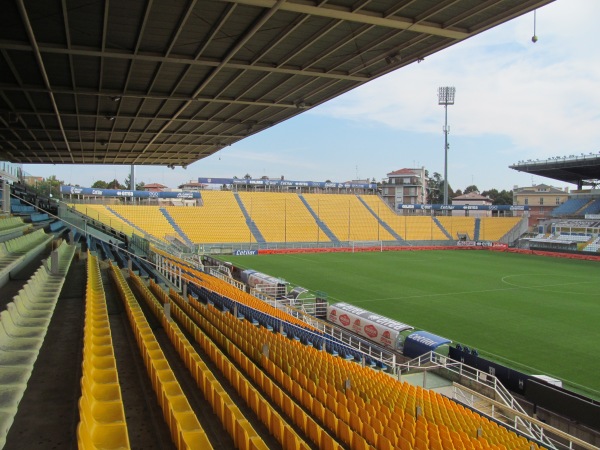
[510,155,600,189]
[1,0,552,166]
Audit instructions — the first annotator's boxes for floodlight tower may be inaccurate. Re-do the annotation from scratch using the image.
[438,86,455,208]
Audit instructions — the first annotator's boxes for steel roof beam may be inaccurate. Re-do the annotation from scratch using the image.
[218,0,469,39]
[0,43,368,82]
[16,0,74,163]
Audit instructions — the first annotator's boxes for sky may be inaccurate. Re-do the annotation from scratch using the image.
[24,0,600,193]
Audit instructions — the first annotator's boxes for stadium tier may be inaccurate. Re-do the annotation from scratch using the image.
[0,204,576,449]
[70,192,523,245]
[580,199,600,215]
[71,204,138,237]
[302,193,397,242]
[551,198,589,217]
[166,191,254,243]
[478,217,523,241]
[109,205,177,243]
[436,217,476,240]
[237,192,331,243]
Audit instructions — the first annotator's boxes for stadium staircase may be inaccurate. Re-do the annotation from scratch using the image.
[106,206,146,236]
[232,192,266,244]
[551,198,589,217]
[580,199,600,215]
[159,207,194,247]
[474,218,481,240]
[297,194,340,243]
[397,352,555,449]
[432,216,453,240]
[356,195,405,242]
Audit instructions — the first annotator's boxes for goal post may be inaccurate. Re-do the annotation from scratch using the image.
[351,240,384,252]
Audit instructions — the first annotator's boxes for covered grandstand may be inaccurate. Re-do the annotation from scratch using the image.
[9,1,600,450]
[510,155,600,252]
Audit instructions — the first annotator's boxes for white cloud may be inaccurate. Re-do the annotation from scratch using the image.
[316,0,600,159]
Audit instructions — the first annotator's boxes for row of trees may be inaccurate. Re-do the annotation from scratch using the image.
[91,174,145,190]
[426,171,513,205]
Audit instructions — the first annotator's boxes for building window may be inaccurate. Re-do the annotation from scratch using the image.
[524,198,528,205]
[539,198,544,205]
[556,198,560,205]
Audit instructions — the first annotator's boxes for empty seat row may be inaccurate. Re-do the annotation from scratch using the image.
[70,204,137,238]
[135,275,296,450]
[158,282,335,450]
[0,229,53,287]
[109,206,174,243]
[182,295,544,450]
[78,253,130,449]
[109,263,212,450]
[0,217,32,238]
[0,240,75,448]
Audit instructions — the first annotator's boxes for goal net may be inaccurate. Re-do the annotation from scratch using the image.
[351,240,383,252]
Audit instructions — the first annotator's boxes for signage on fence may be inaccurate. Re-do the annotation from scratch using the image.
[398,204,529,211]
[61,185,201,199]
[327,302,412,349]
[198,177,376,190]
[233,249,258,256]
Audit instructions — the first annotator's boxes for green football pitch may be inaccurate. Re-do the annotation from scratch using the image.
[223,250,600,398]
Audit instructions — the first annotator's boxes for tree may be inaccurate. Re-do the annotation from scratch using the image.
[464,185,479,194]
[33,175,64,198]
[123,174,145,190]
[482,188,513,205]
[106,179,124,189]
[244,173,252,180]
[425,171,453,204]
[92,180,108,188]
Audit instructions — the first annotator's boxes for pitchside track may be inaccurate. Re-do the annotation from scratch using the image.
[224,250,600,398]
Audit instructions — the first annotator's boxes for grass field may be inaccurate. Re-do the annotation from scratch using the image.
[223,250,600,398]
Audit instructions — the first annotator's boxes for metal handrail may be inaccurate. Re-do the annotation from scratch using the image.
[399,352,551,446]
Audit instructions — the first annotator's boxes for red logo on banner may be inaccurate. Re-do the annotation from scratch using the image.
[339,314,350,326]
[364,324,378,338]
[382,330,391,338]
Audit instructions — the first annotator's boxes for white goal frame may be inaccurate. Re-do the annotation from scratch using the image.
[351,240,384,252]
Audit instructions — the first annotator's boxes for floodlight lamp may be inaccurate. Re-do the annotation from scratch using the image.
[438,86,456,105]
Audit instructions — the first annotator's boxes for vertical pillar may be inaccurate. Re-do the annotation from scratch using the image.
[50,250,59,275]
[164,302,171,321]
[1,180,10,214]
[182,281,187,299]
[130,165,135,190]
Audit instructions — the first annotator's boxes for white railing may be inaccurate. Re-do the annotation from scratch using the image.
[453,384,598,450]
[398,352,554,447]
